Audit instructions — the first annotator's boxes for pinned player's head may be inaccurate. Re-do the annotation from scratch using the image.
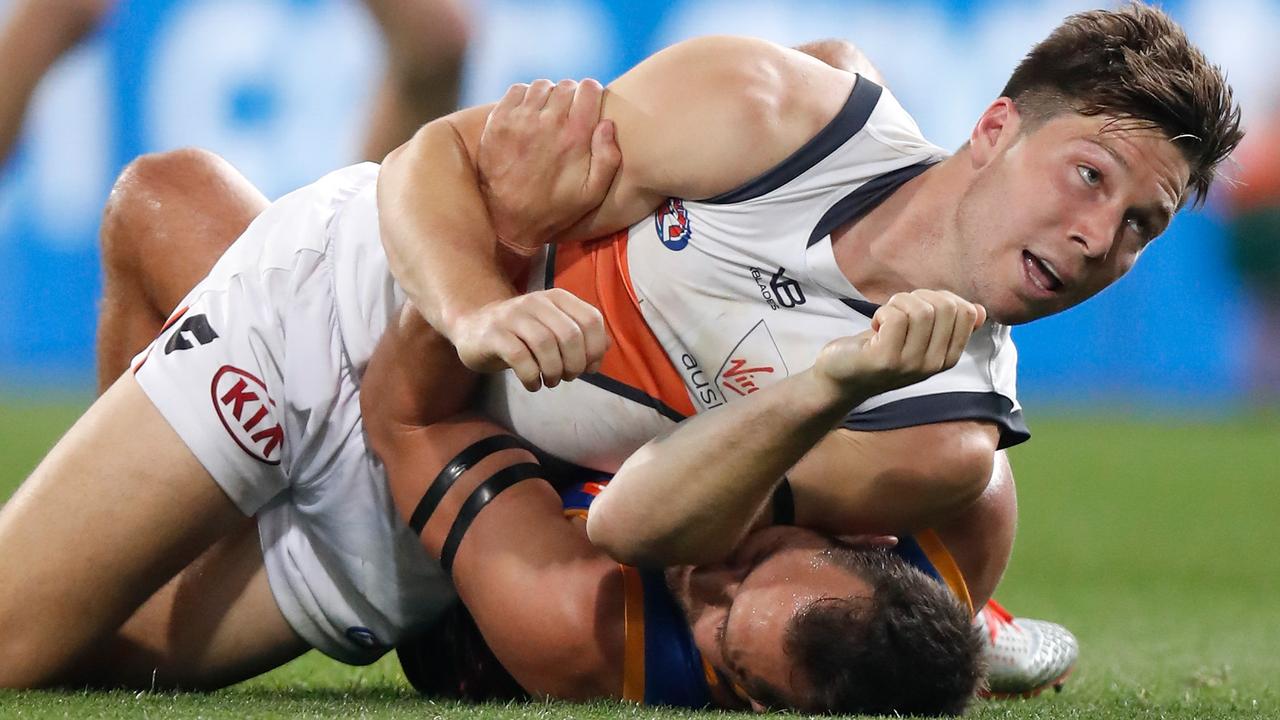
[947,2,1242,326]
[667,526,982,715]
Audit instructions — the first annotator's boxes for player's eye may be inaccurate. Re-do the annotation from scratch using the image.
[1126,216,1149,240]
[1077,165,1102,186]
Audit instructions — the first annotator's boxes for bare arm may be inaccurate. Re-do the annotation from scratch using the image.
[794,38,886,83]
[361,329,625,700]
[588,290,990,566]
[377,36,855,381]
[931,450,1017,610]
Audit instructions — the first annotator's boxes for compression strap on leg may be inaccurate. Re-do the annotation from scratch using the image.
[771,477,795,526]
[409,435,530,535]
[439,462,545,575]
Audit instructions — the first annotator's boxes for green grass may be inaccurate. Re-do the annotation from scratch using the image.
[1,398,1278,718]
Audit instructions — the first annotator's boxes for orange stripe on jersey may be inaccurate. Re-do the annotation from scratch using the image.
[132,305,191,374]
[619,564,646,703]
[551,233,694,419]
[159,305,191,333]
[915,529,974,616]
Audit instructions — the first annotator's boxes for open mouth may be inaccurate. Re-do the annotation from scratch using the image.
[1022,250,1064,293]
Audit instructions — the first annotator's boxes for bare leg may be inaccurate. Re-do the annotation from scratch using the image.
[932,452,1017,611]
[0,149,301,689]
[0,0,112,164]
[359,0,470,161]
[62,517,305,690]
[0,374,249,687]
[96,148,268,391]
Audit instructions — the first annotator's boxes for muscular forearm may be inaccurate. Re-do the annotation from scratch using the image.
[377,108,521,336]
[588,291,992,568]
[586,369,870,567]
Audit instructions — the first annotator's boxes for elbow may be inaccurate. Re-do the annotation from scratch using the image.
[585,504,730,568]
[584,506,651,567]
[585,503,680,568]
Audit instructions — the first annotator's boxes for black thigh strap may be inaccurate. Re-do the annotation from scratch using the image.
[439,462,545,575]
[409,435,529,535]
[771,477,795,526]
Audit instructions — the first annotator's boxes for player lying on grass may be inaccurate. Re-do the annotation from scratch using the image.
[1,3,1237,696]
[371,1,1236,692]
[1,144,988,714]
[0,106,1041,716]
[373,411,987,715]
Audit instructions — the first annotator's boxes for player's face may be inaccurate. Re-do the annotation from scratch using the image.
[666,526,874,711]
[953,111,1191,325]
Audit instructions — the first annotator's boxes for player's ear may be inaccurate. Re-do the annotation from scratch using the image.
[969,97,1019,169]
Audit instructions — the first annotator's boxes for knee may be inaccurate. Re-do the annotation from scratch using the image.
[100,148,227,271]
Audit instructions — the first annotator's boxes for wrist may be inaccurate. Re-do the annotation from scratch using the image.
[798,368,875,420]
[437,285,514,340]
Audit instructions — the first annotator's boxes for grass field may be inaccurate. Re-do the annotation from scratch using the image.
[1,398,1277,719]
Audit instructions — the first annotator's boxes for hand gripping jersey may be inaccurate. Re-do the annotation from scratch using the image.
[482,75,1029,471]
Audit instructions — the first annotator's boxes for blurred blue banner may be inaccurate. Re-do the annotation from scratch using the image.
[0,0,1274,408]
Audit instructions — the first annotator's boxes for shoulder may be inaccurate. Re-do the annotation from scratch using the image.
[608,36,860,200]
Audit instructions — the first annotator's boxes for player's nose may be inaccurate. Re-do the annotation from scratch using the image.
[1069,206,1120,262]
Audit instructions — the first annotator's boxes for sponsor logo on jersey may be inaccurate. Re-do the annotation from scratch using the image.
[750,267,806,310]
[715,320,789,398]
[681,352,725,409]
[211,365,284,464]
[163,313,219,354]
[654,197,692,250]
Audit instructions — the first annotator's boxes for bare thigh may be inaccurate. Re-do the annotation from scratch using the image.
[0,150,300,689]
[63,516,307,690]
[0,374,248,687]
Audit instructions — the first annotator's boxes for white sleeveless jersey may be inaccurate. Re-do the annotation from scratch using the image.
[479,76,1028,471]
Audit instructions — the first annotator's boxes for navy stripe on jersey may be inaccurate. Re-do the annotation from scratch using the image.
[543,244,558,291]
[841,297,878,319]
[580,372,687,423]
[808,161,936,247]
[841,391,1031,449]
[700,75,884,205]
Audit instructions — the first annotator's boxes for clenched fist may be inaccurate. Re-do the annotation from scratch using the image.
[814,289,986,398]
[450,288,610,391]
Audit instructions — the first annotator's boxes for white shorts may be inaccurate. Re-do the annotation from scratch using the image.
[132,163,455,665]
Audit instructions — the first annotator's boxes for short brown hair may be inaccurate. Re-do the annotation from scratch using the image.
[780,548,983,716]
[1000,2,1243,207]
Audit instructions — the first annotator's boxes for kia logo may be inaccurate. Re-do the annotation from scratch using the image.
[211,365,284,465]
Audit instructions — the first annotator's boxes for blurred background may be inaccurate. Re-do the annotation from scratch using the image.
[0,3,1276,713]
[1,0,1279,411]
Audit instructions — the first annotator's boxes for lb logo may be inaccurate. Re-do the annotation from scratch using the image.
[211,365,284,465]
[654,197,692,250]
